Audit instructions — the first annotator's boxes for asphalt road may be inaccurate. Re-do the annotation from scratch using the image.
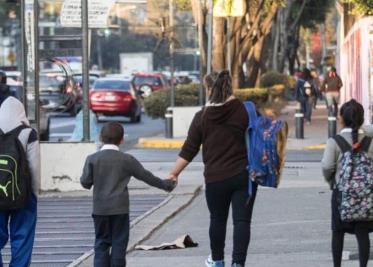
[48,114,164,148]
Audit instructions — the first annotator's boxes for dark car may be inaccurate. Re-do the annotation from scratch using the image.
[90,78,142,122]
[7,83,50,141]
[132,72,169,97]
[39,60,80,116]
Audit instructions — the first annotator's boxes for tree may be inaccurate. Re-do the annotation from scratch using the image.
[270,0,334,74]
[343,0,373,15]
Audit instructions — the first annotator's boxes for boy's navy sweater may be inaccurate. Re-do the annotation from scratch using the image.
[81,148,167,215]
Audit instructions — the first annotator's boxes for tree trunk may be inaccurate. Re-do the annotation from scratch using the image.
[212,17,225,71]
[247,37,265,87]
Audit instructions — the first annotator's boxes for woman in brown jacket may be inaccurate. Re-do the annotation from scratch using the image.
[168,71,257,267]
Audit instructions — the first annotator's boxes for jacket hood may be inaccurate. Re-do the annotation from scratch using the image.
[0,96,29,133]
[204,98,241,124]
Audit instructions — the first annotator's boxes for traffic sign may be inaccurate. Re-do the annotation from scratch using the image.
[60,0,115,28]
[213,0,246,17]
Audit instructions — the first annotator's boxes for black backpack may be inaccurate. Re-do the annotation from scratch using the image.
[0,125,32,210]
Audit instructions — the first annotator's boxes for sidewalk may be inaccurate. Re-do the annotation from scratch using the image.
[127,161,360,267]
[137,101,335,151]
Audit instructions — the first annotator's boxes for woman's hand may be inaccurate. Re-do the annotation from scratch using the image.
[168,173,178,182]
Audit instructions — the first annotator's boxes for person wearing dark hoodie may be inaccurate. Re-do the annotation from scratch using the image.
[168,70,257,267]
[0,95,40,266]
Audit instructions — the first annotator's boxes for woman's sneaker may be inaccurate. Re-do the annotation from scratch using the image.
[205,255,225,267]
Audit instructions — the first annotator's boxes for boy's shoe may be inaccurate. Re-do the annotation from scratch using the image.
[205,255,225,267]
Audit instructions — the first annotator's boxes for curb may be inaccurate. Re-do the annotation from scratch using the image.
[303,144,326,150]
[137,138,185,149]
[128,185,202,253]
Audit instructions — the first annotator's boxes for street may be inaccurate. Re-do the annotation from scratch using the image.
[49,114,164,148]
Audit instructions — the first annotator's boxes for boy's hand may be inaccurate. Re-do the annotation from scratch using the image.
[162,179,177,192]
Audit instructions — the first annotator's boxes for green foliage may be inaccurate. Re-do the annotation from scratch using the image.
[175,0,192,11]
[343,0,373,15]
[144,84,286,119]
[144,84,200,119]
[260,71,296,90]
[289,0,334,30]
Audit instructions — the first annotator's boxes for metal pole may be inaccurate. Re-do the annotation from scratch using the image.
[295,109,304,139]
[82,0,90,141]
[169,0,175,107]
[33,0,40,135]
[20,0,27,109]
[328,110,337,138]
[197,2,204,106]
[207,0,213,75]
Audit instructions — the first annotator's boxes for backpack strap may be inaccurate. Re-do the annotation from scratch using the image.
[360,136,372,152]
[7,124,30,137]
[243,101,257,130]
[333,135,352,153]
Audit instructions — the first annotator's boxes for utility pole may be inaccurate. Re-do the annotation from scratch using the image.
[169,0,175,107]
[197,2,204,105]
[33,0,40,135]
[20,0,27,110]
[82,0,90,141]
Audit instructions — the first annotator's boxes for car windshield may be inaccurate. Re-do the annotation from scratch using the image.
[134,76,161,86]
[94,80,131,90]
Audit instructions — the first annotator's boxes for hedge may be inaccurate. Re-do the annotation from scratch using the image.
[144,84,286,119]
[260,71,296,90]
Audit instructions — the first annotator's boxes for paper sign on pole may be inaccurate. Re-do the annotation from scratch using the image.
[60,0,115,28]
[25,0,35,72]
[213,0,246,17]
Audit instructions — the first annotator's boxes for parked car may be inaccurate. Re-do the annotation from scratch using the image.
[132,72,169,97]
[90,78,142,123]
[39,59,80,116]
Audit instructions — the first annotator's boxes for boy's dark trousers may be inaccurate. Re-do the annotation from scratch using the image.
[93,214,130,267]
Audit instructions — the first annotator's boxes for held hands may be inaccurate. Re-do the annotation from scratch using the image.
[162,179,177,192]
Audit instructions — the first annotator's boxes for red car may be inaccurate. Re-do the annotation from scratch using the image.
[90,78,142,122]
[132,72,169,97]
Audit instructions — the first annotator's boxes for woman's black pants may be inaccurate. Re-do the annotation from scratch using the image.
[205,171,258,265]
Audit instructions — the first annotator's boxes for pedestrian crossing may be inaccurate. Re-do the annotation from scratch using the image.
[2,195,167,267]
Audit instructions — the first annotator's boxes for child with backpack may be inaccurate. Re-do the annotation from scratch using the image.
[0,96,40,267]
[80,122,176,267]
[322,99,373,267]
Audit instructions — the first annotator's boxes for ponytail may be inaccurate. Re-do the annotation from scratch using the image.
[340,99,364,150]
[209,70,233,104]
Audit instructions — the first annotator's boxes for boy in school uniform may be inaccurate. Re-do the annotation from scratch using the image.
[80,122,176,267]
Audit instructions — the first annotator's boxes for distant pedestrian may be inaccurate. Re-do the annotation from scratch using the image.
[311,69,321,109]
[321,67,343,116]
[168,70,257,267]
[0,96,40,267]
[322,99,373,267]
[295,68,316,124]
[80,122,176,267]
